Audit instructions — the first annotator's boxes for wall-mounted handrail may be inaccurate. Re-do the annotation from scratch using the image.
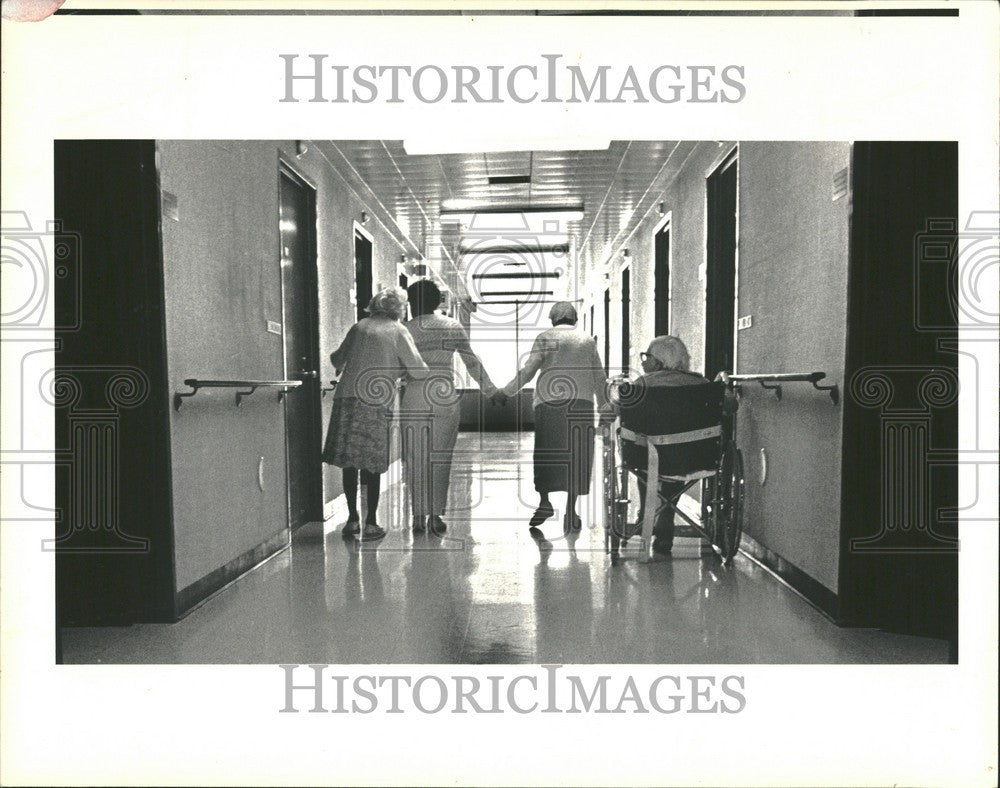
[174,379,303,410]
[719,371,839,404]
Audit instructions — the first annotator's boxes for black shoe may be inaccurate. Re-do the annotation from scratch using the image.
[429,515,447,535]
[529,503,554,527]
[342,517,361,537]
[360,523,386,541]
[412,516,427,533]
[652,540,673,557]
[562,513,582,533]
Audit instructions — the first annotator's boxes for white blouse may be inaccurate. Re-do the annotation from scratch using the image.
[402,312,495,392]
[502,324,610,408]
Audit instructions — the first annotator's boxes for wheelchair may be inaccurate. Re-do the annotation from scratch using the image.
[603,373,744,566]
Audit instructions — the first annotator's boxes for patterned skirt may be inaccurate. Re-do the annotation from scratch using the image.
[533,398,596,494]
[322,396,391,474]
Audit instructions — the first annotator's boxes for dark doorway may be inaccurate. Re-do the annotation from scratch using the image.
[654,222,671,336]
[620,266,631,375]
[839,142,958,658]
[354,228,374,322]
[279,165,323,530]
[398,273,410,318]
[603,288,611,376]
[54,140,176,629]
[704,151,738,380]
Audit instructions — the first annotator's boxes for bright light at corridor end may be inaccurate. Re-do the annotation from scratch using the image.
[402,136,611,156]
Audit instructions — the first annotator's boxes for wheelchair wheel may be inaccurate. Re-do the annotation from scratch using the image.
[603,426,620,553]
[716,441,745,565]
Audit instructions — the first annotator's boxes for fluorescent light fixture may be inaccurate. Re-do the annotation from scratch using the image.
[440,200,582,214]
[461,244,569,256]
[440,207,584,227]
[472,272,562,279]
[479,290,555,297]
[403,136,611,156]
[488,175,531,185]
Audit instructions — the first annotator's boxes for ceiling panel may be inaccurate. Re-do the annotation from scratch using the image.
[325,139,706,300]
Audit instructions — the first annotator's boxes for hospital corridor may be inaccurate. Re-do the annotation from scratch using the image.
[52,139,959,665]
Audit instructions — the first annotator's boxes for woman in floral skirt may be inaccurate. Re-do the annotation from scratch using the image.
[323,287,428,540]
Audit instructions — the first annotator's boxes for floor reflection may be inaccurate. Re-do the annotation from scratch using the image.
[61,431,951,664]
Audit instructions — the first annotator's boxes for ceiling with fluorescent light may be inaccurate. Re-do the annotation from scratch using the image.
[316,139,711,302]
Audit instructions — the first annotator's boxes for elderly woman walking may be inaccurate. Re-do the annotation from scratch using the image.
[400,279,498,534]
[495,301,613,532]
[323,287,428,540]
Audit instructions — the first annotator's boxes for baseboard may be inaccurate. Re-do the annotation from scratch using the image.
[737,532,840,622]
[174,529,290,620]
[675,495,839,618]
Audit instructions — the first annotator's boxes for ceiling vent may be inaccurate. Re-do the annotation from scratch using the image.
[488,175,532,186]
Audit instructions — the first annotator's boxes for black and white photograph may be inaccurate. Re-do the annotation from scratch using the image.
[50,138,959,666]
[1,2,997,786]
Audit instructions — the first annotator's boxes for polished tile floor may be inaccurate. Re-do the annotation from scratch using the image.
[62,431,949,664]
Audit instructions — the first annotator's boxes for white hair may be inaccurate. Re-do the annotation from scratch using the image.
[548,301,578,325]
[366,287,408,320]
[647,335,690,371]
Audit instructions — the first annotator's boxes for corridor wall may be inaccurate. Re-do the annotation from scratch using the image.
[581,141,851,610]
[157,140,410,609]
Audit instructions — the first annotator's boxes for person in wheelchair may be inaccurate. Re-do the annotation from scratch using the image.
[616,335,720,557]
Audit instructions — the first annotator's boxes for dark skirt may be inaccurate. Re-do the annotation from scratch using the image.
[533,399,596,494]
[322,396,391,474]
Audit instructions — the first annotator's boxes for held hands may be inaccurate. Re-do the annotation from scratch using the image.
[488,390,509,407]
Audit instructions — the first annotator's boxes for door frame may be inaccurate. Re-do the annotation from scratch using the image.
[602,286,611,376]
[352,220,375,319]
[702,144,740,378]
[650,210,673,337]
[619,258,631,375]
[277,157,323,528]
[838,141,958,653]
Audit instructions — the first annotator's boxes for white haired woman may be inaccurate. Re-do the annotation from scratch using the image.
[495,301,613,533]
[620,335,711,557]
[323,287,429,540]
